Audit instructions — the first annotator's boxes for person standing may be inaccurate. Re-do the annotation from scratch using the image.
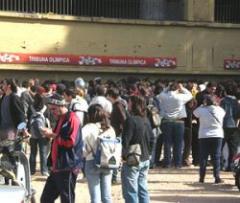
[82,104,115,203]
[158,82,192,168]
[192,82,218,165]
[194,95,225,183]
[0,78,25,141]
[121,95,154,203]
[29,93,50,176]
[21,79,35,124]
[106,87,128,184]
[220,85,240,170]
[40,93,82,203]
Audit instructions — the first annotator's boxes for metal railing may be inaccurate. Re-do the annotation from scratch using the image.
[0,0,185,21]
[215,0,240,24]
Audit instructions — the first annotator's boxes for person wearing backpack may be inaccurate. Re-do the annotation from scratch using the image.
[29,93,50,176]
[82,104,116,203]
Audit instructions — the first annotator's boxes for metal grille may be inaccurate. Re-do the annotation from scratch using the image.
[215,0,240,23]
[0,0,184,21]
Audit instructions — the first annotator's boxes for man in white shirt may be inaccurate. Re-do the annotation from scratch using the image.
[158,82,192,168]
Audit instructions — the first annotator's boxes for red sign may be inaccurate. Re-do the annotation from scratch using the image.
[0,53,176,68]
[224,59,240,70]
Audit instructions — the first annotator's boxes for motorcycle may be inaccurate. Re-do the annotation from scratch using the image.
[233,151,240,191]
[0,123,35,203]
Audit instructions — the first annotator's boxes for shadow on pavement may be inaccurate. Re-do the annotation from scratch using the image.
[149,168,198,175]
[188,182,238,194]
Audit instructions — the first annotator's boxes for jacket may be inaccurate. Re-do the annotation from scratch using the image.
[220,96,240,128]
[0,93,25,128]
[122,115,154,162]
[48,112,83,171]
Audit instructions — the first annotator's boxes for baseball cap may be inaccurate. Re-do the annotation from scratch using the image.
[48,93,66,106]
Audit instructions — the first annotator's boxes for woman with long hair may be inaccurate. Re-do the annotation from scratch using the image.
[82,104,115,203]
[121,95,154,203]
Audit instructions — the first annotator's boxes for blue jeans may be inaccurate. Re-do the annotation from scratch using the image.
[121,160,150,203]
[85,160,112,203]
[150,128,161,166]
[199,138,223,179]
[161,120,185,167]
[29,137,50,174]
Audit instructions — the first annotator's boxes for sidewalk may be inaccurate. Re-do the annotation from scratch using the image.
[148,167,239,203]
[31,166,240,203]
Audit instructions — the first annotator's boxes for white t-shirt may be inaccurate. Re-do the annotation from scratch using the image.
[158,88,192,119]
[193,105,225,139]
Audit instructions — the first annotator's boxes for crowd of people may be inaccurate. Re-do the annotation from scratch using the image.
[0,76,240,203]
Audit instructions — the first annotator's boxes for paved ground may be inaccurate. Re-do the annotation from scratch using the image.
[32,166,240,203]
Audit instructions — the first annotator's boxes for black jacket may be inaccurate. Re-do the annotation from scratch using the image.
[122,115,154,162]
[0,93,26,128]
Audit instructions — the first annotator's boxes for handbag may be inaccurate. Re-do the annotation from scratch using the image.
[126,144,142,166]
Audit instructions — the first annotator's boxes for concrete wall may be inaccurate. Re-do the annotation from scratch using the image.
[0,12,239,81]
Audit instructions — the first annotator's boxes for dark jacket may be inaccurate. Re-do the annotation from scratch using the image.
[0,93,26,128]
[220,96,240,128]
[122,115,154,162]
[196,89,209,107]
[48,112,83,171]
[21,90,34,124]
